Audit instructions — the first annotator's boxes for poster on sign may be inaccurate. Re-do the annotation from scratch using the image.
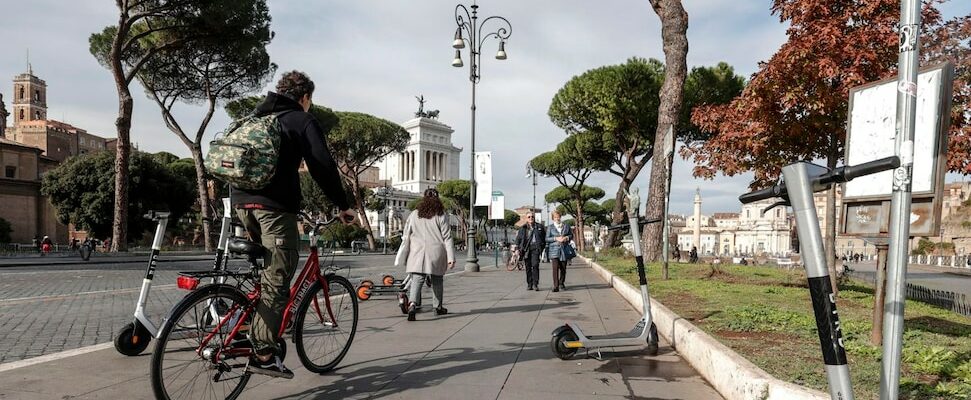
[474,152,492,206]
[490,191,504,220]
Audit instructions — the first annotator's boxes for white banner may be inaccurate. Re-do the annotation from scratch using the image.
[474,151,492,207]
[490,191,504,220]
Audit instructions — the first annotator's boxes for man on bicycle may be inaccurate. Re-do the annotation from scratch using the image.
[232,70,355,379]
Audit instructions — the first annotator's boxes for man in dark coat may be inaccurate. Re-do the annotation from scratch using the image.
[516,214,546,291]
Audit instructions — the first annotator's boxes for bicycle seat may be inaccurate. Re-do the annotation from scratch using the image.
[227,238,266,258]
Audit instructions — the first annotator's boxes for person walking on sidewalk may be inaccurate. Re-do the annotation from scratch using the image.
[545,210,573,292]
[397,188,455,321]
[231,71,355,379]
[516,214,546,291]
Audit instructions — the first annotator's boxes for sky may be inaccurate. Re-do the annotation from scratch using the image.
[0,0,968,218]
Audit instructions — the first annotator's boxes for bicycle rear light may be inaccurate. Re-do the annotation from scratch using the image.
[177,276,200,290]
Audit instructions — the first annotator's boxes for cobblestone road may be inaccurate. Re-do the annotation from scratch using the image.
[0,253,444,364]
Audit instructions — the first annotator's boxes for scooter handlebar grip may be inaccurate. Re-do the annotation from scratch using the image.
[739,187,778,204]
[842,156,900,181]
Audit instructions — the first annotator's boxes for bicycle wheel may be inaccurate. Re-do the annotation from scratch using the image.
[151,284,251,400]
[506,253,519,271]
[293,275,358,373]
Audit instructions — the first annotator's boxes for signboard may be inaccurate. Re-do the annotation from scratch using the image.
[489,190,504,220]
[841,62,953,237]
[474,152,492,207]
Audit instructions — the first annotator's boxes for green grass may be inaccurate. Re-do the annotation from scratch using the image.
[588,253,971,400]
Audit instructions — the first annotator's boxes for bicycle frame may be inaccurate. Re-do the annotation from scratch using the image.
[200,220,340,362]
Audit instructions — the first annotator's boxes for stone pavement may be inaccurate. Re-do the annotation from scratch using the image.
[0,259,721,399]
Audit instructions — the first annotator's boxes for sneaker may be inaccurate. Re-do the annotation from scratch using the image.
[247,355,294,379]
[435,307,448,316]
[407,302,417,321]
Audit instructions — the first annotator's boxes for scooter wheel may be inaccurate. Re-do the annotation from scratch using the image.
[382,275,395,286]
[114,322,151,356]
[646,322,659,356]
[551,327,579,360]
[356,285,371,301]
[398,293,409,314]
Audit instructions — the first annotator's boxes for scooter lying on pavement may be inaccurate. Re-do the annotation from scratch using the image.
[356,274,431,314]
[113,198,236,356]
[550,188,660,360]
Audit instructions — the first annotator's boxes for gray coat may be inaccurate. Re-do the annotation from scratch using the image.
[396,212,455,276]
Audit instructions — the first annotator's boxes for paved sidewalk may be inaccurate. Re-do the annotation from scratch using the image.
[0,259,721,399]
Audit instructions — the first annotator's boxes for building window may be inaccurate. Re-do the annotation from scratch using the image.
[34,90,40,100]
[4,166,15,179]
[19,109,25,120]
[18,86,24,99]
[35,111,41,120]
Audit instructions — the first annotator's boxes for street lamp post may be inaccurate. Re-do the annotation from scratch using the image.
[376,183,392,255]
[452,1,511,272]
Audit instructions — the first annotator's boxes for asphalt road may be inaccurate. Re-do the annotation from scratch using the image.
[847,260,971,297]
[0,252,500,365]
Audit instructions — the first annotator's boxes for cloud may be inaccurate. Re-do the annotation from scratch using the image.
[2,0,962,220]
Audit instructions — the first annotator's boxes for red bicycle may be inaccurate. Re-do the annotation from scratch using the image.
[150,214,358,400]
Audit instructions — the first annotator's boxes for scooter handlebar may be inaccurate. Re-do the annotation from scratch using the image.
[739,186,784,204]
[817,156,900,185]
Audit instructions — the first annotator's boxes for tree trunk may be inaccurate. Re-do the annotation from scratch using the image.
[350,179,377,250]
[109,13,131,252]
[643,0,689,263]
[190,147,214,251]
[605,174,634,247]
[574,193,585,252]
[826,134,839,296]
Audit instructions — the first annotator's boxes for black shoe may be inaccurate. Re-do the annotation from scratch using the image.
[559,283,566,290]
[552,287,559,292]
[435,307,448,315]
[407,302,417,321]
[247,355,294,379]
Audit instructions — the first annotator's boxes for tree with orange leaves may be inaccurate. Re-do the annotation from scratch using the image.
[683,0,969,291]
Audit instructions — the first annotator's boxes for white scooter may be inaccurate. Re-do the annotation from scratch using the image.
[551,188,659,359]
[113,198,235,356]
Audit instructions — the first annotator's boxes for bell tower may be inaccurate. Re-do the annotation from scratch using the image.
[12,63,47,127]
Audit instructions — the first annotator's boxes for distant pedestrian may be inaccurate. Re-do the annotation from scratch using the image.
[397,188,455,321]
[689,246,699,263]
[32,236,39,252]
[103,237,111,252]
[41,236,53,255]
[516,213,546,291]
[545,210,573,292]
[673,244,681,262]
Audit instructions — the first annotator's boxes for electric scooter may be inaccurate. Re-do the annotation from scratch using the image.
[551,188,660,359]
[739,156,899,400]
[114,198,236,356]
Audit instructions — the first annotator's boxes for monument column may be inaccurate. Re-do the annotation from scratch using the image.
[693,188,702,251]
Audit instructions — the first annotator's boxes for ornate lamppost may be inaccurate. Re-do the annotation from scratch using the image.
[452,1,511,272]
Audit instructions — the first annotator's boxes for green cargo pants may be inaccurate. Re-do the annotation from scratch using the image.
[236,208,299,357]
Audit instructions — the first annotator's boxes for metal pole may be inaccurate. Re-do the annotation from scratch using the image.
[465,4,480,272]
[881,0,920,397]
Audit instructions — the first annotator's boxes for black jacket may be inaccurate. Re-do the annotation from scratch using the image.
[230,92,350,213]
[516,223,546,252]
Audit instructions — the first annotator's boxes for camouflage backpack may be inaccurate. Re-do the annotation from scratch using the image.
[205,111,290,190]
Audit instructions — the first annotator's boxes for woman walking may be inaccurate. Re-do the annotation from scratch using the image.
[396,188,455,321]
[546,211,573,292]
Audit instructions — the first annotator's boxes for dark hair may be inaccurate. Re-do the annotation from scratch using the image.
[417,189,444,219]
[276,71,315,101]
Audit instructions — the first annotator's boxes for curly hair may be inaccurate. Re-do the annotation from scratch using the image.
[416,189,444,219]
[275,71,315,101]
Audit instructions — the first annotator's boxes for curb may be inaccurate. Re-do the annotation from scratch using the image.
[580,256,827,400]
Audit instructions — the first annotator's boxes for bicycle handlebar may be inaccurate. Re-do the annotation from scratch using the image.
[738,156,900,204]
[298,212,348,229]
